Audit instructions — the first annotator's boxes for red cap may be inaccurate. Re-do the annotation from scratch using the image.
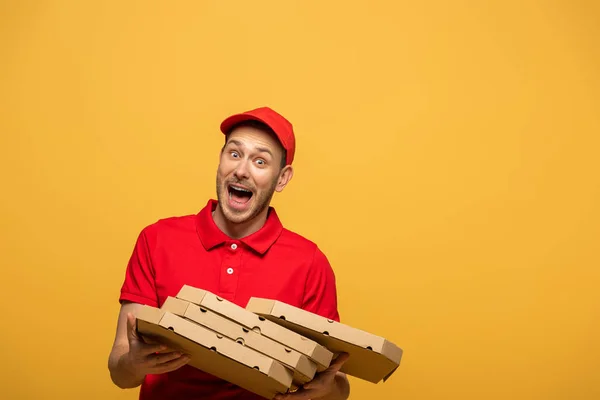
[220,106,296,165]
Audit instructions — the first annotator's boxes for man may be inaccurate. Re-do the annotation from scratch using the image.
[108,107,350,400]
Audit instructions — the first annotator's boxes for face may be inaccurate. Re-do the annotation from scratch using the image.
[216,124,292,224]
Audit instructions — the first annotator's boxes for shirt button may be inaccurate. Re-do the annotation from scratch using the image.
[227,267,234,275]
[231,243,238,250]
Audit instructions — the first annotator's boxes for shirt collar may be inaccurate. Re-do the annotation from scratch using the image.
[195,199,283,255]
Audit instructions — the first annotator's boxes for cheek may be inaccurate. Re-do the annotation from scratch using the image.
[252,170,278,190]
[217,160,234,178]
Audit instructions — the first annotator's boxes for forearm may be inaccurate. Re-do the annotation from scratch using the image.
[108,345,145,389]
[315,373,350,400]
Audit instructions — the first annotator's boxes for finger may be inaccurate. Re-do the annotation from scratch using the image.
[275,388,317,400]
[302,380,320,390]
[302,354,349,390]
[150,354,191,374]
[142,336,160,345]
[137,342,170,356]
[148,351,184,365]
[301,373,326,390]
[301,358,347,390]
[302,353,348,389]
[328,352,350,372]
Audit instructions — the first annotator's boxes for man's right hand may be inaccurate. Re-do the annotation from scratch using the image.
[122,312,192,378]
[108,302,192,389]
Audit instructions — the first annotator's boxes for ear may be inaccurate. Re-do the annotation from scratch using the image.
[275,165,294,192]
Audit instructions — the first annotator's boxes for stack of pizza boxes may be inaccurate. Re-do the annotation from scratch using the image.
[137,285,403,399]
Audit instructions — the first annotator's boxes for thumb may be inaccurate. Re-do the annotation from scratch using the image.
[329,352,350,372]
[303,353,350,390]
[126,312,139,342]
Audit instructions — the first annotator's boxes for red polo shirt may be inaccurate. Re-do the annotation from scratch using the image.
[119,199,340,400]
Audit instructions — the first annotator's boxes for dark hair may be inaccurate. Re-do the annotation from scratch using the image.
[224,120,287,169]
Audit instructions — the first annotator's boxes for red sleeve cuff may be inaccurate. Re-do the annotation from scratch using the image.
[119,291,158,307]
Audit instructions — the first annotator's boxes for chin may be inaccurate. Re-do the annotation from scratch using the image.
[223,208,253,224]
[217,195,253,224]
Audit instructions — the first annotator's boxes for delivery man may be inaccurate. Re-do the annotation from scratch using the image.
[107,106,351,400]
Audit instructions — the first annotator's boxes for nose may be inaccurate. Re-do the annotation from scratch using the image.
[233,159,250,180]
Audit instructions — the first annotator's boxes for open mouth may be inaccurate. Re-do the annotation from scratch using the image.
[228,184,254,205]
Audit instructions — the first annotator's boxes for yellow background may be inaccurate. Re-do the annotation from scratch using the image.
[1,1,599,399]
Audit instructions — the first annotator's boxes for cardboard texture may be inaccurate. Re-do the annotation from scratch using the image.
[246,297,403,384]
[136,305,292,399]
[175,285,333,371]
[161,296,317,385]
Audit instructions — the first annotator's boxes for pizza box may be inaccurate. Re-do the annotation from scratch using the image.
[246,297,403,384]
[161,296,317,385]
[175,285,333,371]
[135,305,292,399]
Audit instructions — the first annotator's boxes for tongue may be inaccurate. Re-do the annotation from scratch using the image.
[231,190,252,204]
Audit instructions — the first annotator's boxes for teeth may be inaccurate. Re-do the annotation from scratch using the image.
[230,185,251,193]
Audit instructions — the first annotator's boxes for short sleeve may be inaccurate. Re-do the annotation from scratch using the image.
[119,228,159,307]
[302,246,341,322]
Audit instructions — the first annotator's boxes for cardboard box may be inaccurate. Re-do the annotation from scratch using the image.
[246,297,403,384]
[175,285,333,371]
[135,305,293,399]
[162,296,318,385]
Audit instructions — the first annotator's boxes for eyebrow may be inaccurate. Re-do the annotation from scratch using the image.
[255,147,273,158]
[227,139,243,147]
[226,140,273,158]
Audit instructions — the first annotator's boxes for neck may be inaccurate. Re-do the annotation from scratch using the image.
[212,204,269,239]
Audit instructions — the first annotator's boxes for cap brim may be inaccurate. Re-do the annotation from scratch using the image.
[220,113,271,135]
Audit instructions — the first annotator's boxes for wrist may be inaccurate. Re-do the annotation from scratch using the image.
[315,373,350,400]
[112,352,145,389]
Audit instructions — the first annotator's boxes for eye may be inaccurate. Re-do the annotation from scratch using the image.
[230,151,239,158]
[256,159,266,166]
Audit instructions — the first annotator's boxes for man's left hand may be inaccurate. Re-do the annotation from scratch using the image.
[274,353,350,400]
